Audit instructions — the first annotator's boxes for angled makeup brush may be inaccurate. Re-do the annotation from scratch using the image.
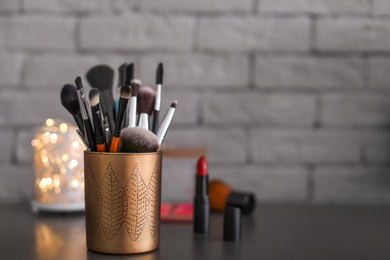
[118,127,159,153]
[137,86,156,130]
[152,62,163,134]
[128,79,141,127]
[60,84,84,133]
[89,88,106,152]
[157,100,177,146]
[122,63,134,128]
[75,76,96,151]
[118,63,127,88]
[109,85,131,152]
[86,64,115,134]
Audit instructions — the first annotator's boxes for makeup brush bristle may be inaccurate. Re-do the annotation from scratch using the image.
[125,63,134,85]
[89,88,100,107]
[86,64,114,91]
[118,63,127,87]
[156,62,164,85]
[131,80,141,97]
[137,86,156,115]
[119,127,159,153]
[120,85,131,99]
[75,76,83,90]
[60,84,80,115]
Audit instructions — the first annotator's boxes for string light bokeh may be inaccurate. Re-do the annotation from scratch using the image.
[31,119,85,212]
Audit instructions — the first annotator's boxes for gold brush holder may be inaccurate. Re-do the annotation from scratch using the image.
[84,151,162,254]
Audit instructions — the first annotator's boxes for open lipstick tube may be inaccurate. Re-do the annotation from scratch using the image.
[84,151,162,254]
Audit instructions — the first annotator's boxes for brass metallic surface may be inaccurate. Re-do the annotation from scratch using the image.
[84,151,162,254]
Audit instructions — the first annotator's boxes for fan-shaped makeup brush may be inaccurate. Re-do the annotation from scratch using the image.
[86,64,115,134]
[137,86,156,130]
[60,84,84,133]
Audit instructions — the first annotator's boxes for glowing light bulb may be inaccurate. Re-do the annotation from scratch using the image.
[59,123,68,133]
[50,133,58,144]
[71,180,79,188]
[46,119,54,127]
[62,154,69,161]
[68,159,78,169]
[72,141,79,149]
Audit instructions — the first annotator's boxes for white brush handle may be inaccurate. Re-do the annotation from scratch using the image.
[157,107,175,145]
[138,113,149,130]
[128,96,137,127]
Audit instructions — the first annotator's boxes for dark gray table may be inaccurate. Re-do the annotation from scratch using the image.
[1,203,390,260]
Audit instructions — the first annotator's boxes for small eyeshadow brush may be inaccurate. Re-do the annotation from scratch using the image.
[128,79,141,127]
[109,85,131,152]
[137,86,156,130]
[157,100,177,146]
[89,88,106,152]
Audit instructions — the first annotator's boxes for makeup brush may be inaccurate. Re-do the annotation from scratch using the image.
[128,79,141,127]
[137,86,156,130]
[209,179,256,215]
[75,77,96,151]
[118,63,127,88]
[118,127,159,153]
[86,64,115,134]
[76,129,90,150]
[60,84,84,133]
[152,63,163,134]
[109,85,131,152]
[89,88,106,152]
[157,100,177,145]
[122,63,134,128]
[103,115,111,147]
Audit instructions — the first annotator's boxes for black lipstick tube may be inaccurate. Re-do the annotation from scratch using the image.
[193,174,210,234]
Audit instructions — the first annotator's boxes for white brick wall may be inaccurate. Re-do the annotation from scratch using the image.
[79,15,195,51]
[198,17,310,52]
[259,0,370,14]
[315,18,390,52]
[140,0,252,13]
[2,0,390,204]
[255,57,364,88]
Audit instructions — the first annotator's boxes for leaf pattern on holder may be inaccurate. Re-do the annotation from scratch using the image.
[85,164,102,238]
[148,162,160,238]
[100,163,124,241]
[124,164,149,241]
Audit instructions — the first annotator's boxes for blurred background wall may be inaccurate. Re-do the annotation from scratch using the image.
[2,0,390,204]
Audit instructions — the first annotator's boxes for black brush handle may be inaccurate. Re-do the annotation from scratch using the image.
[100,91,115,135]
[83,117,96,151]
[151,109,159,134]
[73,114,84,134]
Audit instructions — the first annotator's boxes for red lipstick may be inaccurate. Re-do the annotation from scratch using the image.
[197,156,208,176]
[194,155,210,234]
